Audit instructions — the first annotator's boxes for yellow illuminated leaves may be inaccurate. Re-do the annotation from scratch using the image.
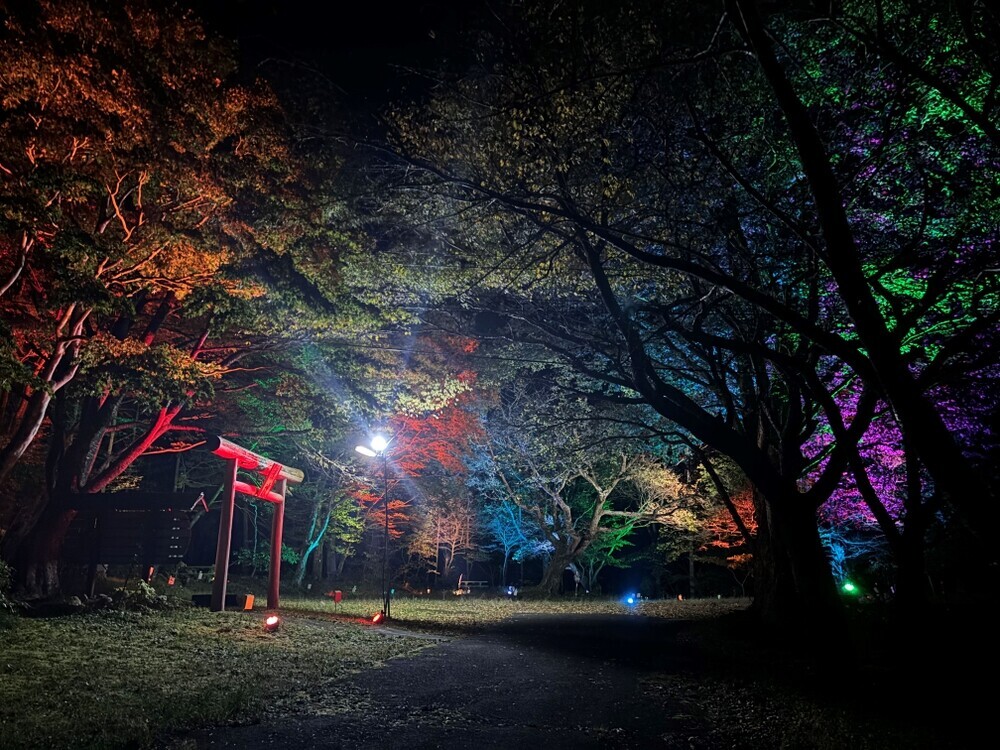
[79,334,224,401]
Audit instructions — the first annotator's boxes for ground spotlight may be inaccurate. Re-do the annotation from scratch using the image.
[372,611,384,624]
[263,614,281,632]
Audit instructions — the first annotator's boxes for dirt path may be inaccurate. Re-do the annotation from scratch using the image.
[173,613,709,749]
[167,611,982,750]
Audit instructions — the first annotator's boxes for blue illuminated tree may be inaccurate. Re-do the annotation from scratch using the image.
[480,499,549,587]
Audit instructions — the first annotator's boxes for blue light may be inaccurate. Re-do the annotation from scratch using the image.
[626,596,635,605]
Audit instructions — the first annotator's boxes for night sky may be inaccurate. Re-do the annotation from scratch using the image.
[191,0,491,105]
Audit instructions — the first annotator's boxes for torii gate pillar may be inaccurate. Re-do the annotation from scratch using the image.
[267,478,287,609]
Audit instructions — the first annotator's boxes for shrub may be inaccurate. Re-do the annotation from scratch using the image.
[115,579,170,610]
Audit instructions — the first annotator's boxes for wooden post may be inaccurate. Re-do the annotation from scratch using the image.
[267,478,287,610]
[210,458,239,612]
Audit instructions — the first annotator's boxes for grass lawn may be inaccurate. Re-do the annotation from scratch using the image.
[285,590,749,630]
[0,588,749,750]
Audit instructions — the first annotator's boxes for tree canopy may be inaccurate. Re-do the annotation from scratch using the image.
[1,0,996,634]
[359,0,999,624]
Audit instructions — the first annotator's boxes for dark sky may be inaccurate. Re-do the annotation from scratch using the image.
[192,0,491,103]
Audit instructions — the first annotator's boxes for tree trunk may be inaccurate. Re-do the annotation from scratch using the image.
[538,552,573,595]
[893,438,931,617]
[894,524,928,616]
[335,549,348,578]
[748,487,794,625]
[13,499,77,599]
[294,496,329,587]
[309,544,321,579]
[321,541,330,580]
[769,494,844,635]
[749,487,823,628]
[688,550,697,599]
[0,390,53,486]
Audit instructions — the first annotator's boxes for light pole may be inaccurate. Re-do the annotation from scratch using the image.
[356,434,391,620]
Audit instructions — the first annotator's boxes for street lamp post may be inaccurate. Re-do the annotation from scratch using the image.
[356,434,391,620]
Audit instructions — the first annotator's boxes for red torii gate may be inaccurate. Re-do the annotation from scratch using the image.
[204,435,304,612]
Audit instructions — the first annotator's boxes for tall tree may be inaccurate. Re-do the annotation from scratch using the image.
[367,0,864,626]
[0,0,374,595]
[406,492,477,586]
[472,386,682,594]
[363,0,998,628]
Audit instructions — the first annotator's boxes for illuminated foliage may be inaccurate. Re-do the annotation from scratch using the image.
[467,384,690,594]
[372,0,864,622]
[0,0,376,595]
[405,495,478,584]
[480,499,550,586]
[360,0,1000,622]
[0,0,279,490]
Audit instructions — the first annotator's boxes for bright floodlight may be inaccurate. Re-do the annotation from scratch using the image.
[355,445,377,457]
[370,435,389,452]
